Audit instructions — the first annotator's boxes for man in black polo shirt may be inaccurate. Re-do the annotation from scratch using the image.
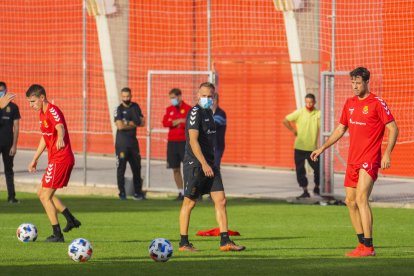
[0,82,20,203]
[178,82,245,252]
[114,87,145,200]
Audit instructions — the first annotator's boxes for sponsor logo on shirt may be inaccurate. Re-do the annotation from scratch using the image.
[362,105,369,115]
[49,107,61,122]
[349,118,366,126]
[206,129,216,134]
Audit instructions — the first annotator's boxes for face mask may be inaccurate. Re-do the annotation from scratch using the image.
[0,92,4,98]
[199,97,213,109]
[170,98,179,106]
[123,100,131,106]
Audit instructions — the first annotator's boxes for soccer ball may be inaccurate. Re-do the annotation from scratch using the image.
[148,238,173,262]
[68,238,93,262]
[16,223,38,242]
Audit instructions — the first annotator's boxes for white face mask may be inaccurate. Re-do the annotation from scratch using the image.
[199,97,213,109]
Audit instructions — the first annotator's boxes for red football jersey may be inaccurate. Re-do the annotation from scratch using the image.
[39,103,74,164]
[162,101,192,141]
[339,93,394,165]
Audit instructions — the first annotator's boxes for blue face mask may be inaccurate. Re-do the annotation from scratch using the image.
[0,91,5,98]
[199,97,213,109]
[170,98,179,106]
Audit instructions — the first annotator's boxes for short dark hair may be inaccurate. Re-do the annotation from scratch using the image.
[0,81,7,90]
[26,84,46,98]
[305,93,316,101]
[350,67,370,82]
[213,93,220,104]
[121,87,131,94]
[199,82,215,93]
[169,88,182,96]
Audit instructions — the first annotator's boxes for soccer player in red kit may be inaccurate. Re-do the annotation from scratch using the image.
[311,67,398,257]
[26,84,81,242]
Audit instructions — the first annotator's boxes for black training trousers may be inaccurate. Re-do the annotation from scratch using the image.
[294,148,320,188]
[0,145,16,200]
[116,146,142,196]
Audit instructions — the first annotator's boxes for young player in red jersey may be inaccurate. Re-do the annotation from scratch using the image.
[26,84,81,242]
[311,67,399,257]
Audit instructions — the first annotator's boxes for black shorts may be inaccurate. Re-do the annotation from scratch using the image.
[183,164,224,199]
[167,141,185,169]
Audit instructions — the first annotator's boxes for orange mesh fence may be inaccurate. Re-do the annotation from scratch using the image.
[0,0,412,177]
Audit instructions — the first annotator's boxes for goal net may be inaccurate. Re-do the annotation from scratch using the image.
[145,71,214,190]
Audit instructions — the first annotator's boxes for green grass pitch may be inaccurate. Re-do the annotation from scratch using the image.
[1,193,414,275]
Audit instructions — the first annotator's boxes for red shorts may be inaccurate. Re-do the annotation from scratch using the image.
[344,163,379,188]
[41,163,74,189]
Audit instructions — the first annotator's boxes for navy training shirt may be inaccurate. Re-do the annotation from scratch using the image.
[213,107,226,152]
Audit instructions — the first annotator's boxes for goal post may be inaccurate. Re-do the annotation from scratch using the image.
[145,70,215,190]
[320,71,349,196]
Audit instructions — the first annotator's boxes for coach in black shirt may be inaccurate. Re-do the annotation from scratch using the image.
[178,82,245,252]
[114,87,145,200]
[0,82,20,203]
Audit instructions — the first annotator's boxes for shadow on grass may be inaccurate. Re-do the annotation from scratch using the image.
[117,236,304,244]
[1,257,414,275]
[0,194,288,214]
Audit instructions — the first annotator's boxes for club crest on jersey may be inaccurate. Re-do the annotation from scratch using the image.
[43,120,49,128]
[349,108,354,115]
[180,109,185,114]
[6,106,11,113]
[362,106,369,114]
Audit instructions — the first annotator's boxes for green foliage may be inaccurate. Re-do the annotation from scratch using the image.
[1,193,414,275]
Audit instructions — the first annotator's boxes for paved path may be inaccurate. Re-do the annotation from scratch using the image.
[1,150,413,207]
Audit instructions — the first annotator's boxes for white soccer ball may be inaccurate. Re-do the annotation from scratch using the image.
[16,223,38,242]
[148,238,173,262]
[68,238,93,262]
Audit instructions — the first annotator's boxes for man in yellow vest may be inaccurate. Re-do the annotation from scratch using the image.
[283,93,320,199]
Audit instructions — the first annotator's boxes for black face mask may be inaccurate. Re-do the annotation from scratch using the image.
[123,100,131,106]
